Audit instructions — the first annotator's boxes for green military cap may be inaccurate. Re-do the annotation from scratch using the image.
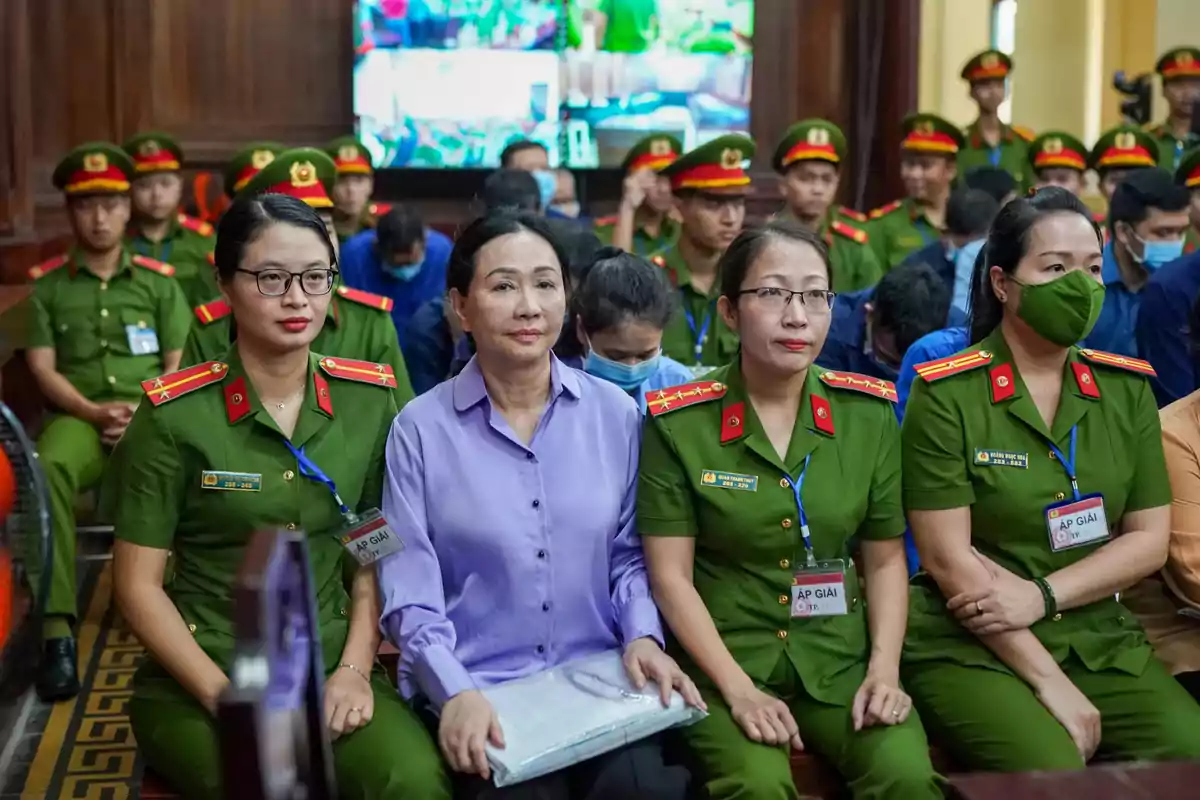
[900,113,965,156]
[772,119,847,173]
[240,147,337,209]
[621,133,683,173]
[1156,47,1200,81]
[122,132,184,175]
[960,49,1012,83]
[325,135,375,176]
[224,142,285,198]
[1026,131,1089,174]
[52,142,136,195]
[661,133,756,194]
[1088,125,1158,172]
[1176,146,1200,188]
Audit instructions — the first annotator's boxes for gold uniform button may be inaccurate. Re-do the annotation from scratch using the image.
[781,518,793,529]
[285,522,297,531]
[99,339,108,348]
[778,595,789,605]
[780,559,790,569]
[99,282,108,291]
[776,630,788,640]
[1117,615,1126,623]
[339,607,348,617]
[1054,492,1066,501]
[1049,451,1057,460]
[283,470,295,481]
[100,308,109,317]
[187,624,197,634]
[107,375,117,384]
[779,478,789,488]
[1053,613,1063,622]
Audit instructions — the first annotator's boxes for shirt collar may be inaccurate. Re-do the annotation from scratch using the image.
[68,247,133,279]
[966,120,1012,149]
[452,352,581,413]
[221,347,334,443]
[1101,241,1123,286]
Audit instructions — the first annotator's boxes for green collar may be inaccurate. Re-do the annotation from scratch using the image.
[966,119,1013,148]
[220,347,334,447]
[717,361,830,475]
[68,247,133,280]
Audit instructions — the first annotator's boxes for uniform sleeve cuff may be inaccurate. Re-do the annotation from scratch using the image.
[619,595,664,648]
[903,486,975,511]
[413,643,478,709]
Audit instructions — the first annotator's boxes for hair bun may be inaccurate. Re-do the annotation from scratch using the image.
[592,245,625,261]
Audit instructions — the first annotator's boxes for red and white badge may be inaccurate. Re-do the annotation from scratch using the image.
[337,508,404,566]
[1045,494,1110,553]
[790,561,849,618]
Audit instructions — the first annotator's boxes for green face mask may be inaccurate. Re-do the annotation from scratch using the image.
[1011,270,1106,347]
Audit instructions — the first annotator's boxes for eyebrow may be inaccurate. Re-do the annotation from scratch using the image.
[484,265,560,278]
[1037,251,1100,259]
[248,261,329,270]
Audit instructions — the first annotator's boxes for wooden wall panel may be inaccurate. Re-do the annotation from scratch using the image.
[0,0,34,237]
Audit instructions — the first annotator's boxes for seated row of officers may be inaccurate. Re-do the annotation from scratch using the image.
[18,45,1200,800]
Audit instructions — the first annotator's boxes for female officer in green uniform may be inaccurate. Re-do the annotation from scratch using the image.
[638,220,940,799]
[901,187,1200,770]
[106,194,448,798]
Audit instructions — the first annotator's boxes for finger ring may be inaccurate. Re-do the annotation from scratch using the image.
[892,709,901,717]
[975,600,983,616]
[350,706,363,713]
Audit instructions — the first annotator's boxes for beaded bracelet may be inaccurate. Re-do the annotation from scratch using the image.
[1033,577,1060,621]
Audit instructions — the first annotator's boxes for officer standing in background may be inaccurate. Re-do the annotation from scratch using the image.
[25,143,191,701]
[1090,126,1160,202]
[1026,131,1090,197]
[223,142,285,199]
[956,50,1034,190]
[869,114,964,270]
[652,134,756,374]
[184,148,414,406]
[772,119,881,293]
[325,135,392,243]
[593,133,682,256]
[1146,47,1200,171]
[123,132,218,305]
[1175,146,1200,254]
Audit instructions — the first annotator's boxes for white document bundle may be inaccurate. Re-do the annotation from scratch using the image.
[481,649,706,787]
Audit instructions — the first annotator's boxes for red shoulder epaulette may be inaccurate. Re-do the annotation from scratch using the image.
[177,213,214,237]
[593,215,618,226]
[141,361,229,406]
[335,285,394,312]
[818,370,896,402]
[837,206,869,223]
[647,380,727,417]
[914,349,994,383]
[830,220,868,244]
[27,254,69,280]
[194,299,232,325]
[869,200,903,220]
[318,356,398,388]
[207,251,215,265]
[1011,124,1035,142]
[651,254,667,267]
[368,202,392,217]
[1078,349,1156,377]
[131,254,176,277]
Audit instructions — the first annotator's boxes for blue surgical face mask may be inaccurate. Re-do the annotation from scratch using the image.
[532,169,558,212]
[1126,229,1185,271]
[383,260,424,281]
[584,345,661,392]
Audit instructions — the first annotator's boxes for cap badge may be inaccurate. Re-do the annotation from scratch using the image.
[83,153,109,173]
[338,144,360,162]
[251,150,276,169]
[1114,131,1136,151]
[915,120,935,136]
[807,127,831,146]
[290,161,319,187]
[1044,137,1063,154]
[649,138,671,156]
[139,140,161,158]
[720,148,743,170]
[981,52,1000,69]
[1180,51,1195,66]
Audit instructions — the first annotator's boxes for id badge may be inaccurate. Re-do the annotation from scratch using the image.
[125,324,160,355]
[790,559,849,618]
[690,364,716,378]
[337,508,403,566]
[1045,493,1110,552]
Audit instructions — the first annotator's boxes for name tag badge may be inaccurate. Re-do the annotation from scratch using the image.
[201,471,262,491]
[338,508,404,566]
[700,470,758,492]
[1045,493,1110,552]
[974,449,1029,468]
[125,323,160,355]
[791,559,849,618]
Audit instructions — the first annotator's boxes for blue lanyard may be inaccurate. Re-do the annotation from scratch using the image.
[1176,139,1186,171]
[780,455,815,566]
[681,298,713,365]
[916,221,936,247]
[987,145,1002,167]
[134,237,172,264]
[1047,426,1080,502]
[283,440,352,518]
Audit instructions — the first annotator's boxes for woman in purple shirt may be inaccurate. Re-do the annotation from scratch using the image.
[377,211,701,799]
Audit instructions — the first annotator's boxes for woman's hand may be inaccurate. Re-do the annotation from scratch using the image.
[1034,674,1102,762]
[724,685,804,751]
[851,665,912,730]
[323,666,374,740]
[623,637,706,710]
[947,553,1045,634]
[439,690,504,779]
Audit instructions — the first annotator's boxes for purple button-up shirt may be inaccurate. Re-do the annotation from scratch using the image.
[378,354,663,707]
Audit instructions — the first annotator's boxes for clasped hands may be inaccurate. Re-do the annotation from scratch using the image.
[91,401,137,446]
[947,550,1046,635]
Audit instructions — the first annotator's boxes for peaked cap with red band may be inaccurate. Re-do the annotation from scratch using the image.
[660,134,756,195]
[239,147,336,209]
[52,142,135,196]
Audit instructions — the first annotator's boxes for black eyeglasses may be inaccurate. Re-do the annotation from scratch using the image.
[737,287,836,312]
[234,268,338,297]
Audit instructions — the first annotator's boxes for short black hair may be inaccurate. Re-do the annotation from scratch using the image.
[544,218,602,285]
[480,169,541,213]
[574,247,677,337]
[446,210,571,297]
[214,193,337,282]
[946,188,1000,238]
[499,139,548,168]
[963,165,1017,204]
[718,220,832,302]
[872,262,952,356]
[375,205,425,255]
[1109,167,1191,236]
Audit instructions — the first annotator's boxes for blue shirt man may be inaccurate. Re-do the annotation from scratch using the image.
[339,222,452,347]
[1136,250,1200,405]
[402,297,458,396]
[1082,241,1144,357]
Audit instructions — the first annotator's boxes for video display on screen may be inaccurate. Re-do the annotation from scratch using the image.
[353,1,754,169]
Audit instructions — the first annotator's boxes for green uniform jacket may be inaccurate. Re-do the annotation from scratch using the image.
[334,202,390,244]
[638,364,904,705]
[957,121,1033,190]
[126,214,218,306]
[593,214,680,258]
[772,209,882,293]
[1186,226,1200,256]
[107,348,399,700]
[1145,122,1198,172]
[900,330,1170,677]
[867,198,942,271]
[28,249,192,402]
[651,244,739,371]
[182,288,414,407]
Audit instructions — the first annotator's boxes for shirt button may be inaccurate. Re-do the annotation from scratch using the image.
[526,452,535,460]
[781,519,793,529]
[776,630,788,640]
[1049,450,1057,460]
[340,607,348,617]
[286,523,297,531]
[99,339,108,348]
[542,602,550,611]
[780,559,790,569]
[778,595,788,605]
[1054,492,1066,501]
[284,470,295,481]
[99,282,108,291]
[100,308,109,318]
[187,624,197,634]
[537,645,545,653]
[537,549,546,559]
[107,375,117,384]
[532,499,540,508]
[779,478,789,488]
[1053,613,1063,622]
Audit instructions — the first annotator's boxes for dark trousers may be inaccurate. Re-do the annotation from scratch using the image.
[1175,670,1200,702]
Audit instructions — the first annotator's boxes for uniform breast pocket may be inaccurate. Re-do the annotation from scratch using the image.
[120,309,160,356]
